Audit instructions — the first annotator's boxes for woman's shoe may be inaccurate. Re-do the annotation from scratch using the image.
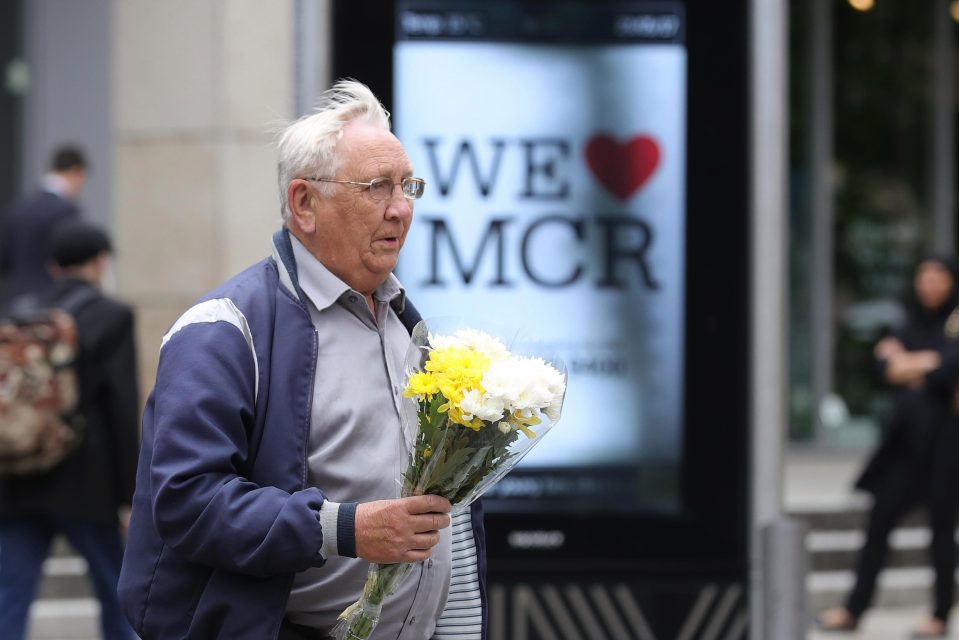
[909,617,948,639]
[815,607,859,633]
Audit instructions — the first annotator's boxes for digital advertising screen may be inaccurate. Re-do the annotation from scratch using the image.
[332,0,750,575]
[394,1,687,515]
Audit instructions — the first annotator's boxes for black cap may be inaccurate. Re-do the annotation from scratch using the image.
[50,221,112,268]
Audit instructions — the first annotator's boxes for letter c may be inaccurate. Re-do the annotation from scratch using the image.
[520,215,585,288]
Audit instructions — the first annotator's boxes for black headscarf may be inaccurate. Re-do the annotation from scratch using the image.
[899,254,959,350]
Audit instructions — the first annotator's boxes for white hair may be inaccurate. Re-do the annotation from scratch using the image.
[276,79,391,224]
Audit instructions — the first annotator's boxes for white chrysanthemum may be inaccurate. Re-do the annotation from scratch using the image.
[429,329,509,360]
[481,355,566,420]
[544,393,565,422]
[459,388,507,422]
[426,328,567,427]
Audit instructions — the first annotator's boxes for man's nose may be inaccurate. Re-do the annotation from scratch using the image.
[385,187,413,219]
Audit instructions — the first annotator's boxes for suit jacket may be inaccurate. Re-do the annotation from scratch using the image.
[0,190,79,307]
[0,278,140,526]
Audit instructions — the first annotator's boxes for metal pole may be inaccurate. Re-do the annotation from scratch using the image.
[749,0,790,637]
[293,0,332,116]
[762,518,809,639]
[809,0,834,441]
[932,0,955,254]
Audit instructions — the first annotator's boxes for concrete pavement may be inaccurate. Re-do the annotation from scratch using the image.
[28,599,101,639]
[27,601,953,640]
[807,605,953,640]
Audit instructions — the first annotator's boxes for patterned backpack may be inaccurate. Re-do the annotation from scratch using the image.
[0,288,95,474]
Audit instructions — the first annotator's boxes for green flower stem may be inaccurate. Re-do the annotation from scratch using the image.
[338,562,410,639]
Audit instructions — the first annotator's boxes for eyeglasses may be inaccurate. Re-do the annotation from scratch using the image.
[305,176,426,201]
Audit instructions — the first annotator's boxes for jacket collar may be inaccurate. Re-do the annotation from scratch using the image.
[271,228,408,315]
[271,228,306,303]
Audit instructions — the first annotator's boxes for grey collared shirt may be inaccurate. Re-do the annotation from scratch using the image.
[284,235,451,639]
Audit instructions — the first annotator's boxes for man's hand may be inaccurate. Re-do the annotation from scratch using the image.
[354,495,452,564]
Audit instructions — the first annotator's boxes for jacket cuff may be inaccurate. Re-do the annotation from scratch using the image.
[318,500,358,559]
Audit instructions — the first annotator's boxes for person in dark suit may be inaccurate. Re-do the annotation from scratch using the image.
[0,221,139,640]
[0,145,88,309]
[817,255,959,638]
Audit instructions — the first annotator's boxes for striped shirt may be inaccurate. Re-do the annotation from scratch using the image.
[433,509,484,639]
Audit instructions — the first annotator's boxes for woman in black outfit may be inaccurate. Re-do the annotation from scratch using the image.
[818,256,959,638]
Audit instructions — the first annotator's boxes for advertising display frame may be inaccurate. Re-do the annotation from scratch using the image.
[330,0,750,583]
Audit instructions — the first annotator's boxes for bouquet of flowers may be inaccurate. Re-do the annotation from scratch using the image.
[332,322,567,640]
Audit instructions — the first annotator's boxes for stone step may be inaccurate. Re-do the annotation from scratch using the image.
[28,599,101,640]
[806,527,951,572]
[807,567,950,613]
[31,537,132,639]
[791,505,929,532]
[37,569,94,600]
[795,505,959,615]
[37,539,94,600]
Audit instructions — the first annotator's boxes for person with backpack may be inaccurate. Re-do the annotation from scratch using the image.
[0,221,139,640]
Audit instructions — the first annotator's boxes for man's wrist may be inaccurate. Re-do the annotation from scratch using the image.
[318,500,357,558]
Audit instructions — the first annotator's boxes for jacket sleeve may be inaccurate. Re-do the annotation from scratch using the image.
[924,346,959,397]
[147,320,328,577]
[100,306,141,508]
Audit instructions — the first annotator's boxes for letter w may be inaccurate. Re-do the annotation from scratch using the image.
[423,138,507,197]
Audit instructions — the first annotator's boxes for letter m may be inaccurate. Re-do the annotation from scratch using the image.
[422,217,513,287]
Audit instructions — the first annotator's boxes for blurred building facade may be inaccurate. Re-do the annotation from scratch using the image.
[0,0,957,453]
[1,0,306,396]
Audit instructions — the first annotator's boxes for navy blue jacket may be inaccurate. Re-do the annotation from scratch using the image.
[118,230,487,639]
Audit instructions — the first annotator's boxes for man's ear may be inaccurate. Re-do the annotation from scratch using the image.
[287,180,318,234]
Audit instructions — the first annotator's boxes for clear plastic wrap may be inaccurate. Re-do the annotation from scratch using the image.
[332,320,566,639]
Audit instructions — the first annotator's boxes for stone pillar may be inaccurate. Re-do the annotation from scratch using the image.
[111,0,294,396]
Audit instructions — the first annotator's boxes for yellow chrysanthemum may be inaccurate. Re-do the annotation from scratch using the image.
[412,346,491,429]
[404,371,439,399]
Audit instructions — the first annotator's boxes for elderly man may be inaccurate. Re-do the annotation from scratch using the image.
[118,80,487,640]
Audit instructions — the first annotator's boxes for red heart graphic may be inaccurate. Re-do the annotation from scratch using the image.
[585,134,661,200]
